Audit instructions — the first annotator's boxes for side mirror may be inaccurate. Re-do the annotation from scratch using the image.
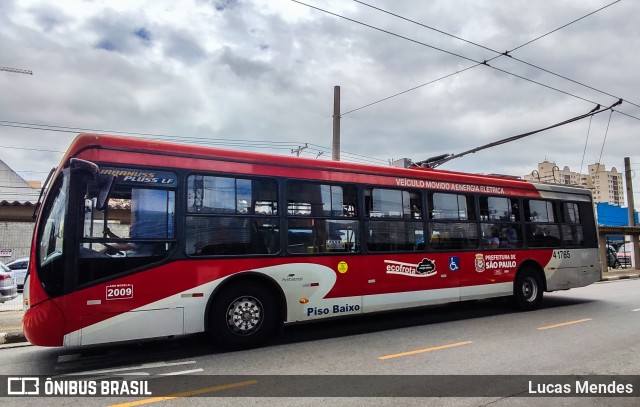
[70,158,99,175]
[96,174,115,211]
[70,158,115,211]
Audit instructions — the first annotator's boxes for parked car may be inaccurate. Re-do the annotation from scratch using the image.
[6,257,29,291]
[0,262,18,303]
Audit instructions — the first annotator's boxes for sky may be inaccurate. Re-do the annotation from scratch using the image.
[1,0,640,198]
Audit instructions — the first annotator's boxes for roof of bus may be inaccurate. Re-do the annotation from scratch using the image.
[65,133,590,197]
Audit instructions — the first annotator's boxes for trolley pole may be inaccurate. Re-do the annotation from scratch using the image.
[332,86,340,161]
[624,157,640,269]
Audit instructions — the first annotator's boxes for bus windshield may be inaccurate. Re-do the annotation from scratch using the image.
[39,174,69,265]
[36,171,70,296]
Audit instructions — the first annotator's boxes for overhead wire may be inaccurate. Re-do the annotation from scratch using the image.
[1,3,632,171]
[306,142,388,164]
[293,0,629,116]
[340,65,479,116]
[355,0,621,55]
[579,116,594,175]
[597,110,615,165]
[509,0,621,53]
[352,0,640,110]
[0,144,65,153]
[0,120,389,166]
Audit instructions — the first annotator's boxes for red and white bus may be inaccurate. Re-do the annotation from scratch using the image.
[24,134,601,348]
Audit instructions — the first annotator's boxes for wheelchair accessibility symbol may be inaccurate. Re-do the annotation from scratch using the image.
[449,256,460,271]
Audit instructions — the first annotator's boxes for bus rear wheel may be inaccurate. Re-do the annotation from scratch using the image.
[513,268,544,311]
[209,281,279,349]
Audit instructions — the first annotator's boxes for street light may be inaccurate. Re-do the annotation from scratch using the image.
[531,170,540,181]
[552,166,560,183]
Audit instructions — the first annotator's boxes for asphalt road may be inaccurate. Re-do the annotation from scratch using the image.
[1,279,639,406]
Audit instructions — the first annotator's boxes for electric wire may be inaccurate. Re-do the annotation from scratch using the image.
[353,0,640,110]
[598,109,615,165]
[0,121,389,166]
[294,0,627,115]
[307,142,387,163]
[1,3,632,171]
[340,65,480,116]
[0,144,65,153]
[579,115,594,175]
[509,1,621,53]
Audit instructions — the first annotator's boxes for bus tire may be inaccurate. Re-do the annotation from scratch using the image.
[209,281,279,349]
[513,268,544,311]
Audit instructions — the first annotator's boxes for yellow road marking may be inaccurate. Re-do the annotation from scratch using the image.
[537,318,592,330]
[109,380,258,407]
[379,340,473,360]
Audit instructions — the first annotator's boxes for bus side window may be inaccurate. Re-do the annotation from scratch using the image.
[560,202,585,247]
[286,181,359,255]
[78,181,177,284]
[524,199,561,248]
[186,175,280,257]
[500,225,521,248]
[428,192,477,251]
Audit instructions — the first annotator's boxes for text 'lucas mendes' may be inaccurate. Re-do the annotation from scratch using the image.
[529,381,634,395]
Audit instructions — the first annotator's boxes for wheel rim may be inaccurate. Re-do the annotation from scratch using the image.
[521,276,538,302]
[226,295,264,336]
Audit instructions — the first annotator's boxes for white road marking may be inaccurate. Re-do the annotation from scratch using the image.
[59,360,197,376]
[157,368,204,376]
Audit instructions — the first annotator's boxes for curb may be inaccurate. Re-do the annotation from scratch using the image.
[0,331,27,345]
[600,274,640,281]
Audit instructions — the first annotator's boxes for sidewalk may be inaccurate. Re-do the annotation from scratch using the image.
[0,309,25,345]
[1,268,638,346]
[601,266,640,281]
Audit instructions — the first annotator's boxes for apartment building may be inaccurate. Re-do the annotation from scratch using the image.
[523,160,624,206]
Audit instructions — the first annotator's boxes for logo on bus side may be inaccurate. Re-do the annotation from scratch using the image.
[475,253,517,274]
[384,259,437,277]
[475,254,485,273]
[337,261,348,274]
[100,168,177,185]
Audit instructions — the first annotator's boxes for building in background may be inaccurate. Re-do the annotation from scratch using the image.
[597,203,639,226]
[0,158,40,263]
[523,160,624,206]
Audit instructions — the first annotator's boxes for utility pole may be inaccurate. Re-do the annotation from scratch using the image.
[0,66,33,75]
[332,86,340,161]
[624,157,640,269]
[291,143,308,157]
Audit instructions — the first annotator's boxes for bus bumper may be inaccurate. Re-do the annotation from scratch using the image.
[23,300,65,347]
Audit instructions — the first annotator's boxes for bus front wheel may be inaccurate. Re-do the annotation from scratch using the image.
[209,281,279,349]
[513,268,544,311]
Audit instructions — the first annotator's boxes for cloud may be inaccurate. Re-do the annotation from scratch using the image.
[88,8,153,54]
[28,3,72,33]
[162,29,207,64]
[134,27,152,44]
[0,0,638,195]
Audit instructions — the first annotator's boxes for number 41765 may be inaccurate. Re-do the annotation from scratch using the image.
[553,250,570,259]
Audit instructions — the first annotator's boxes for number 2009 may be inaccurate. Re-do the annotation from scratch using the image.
[107,286,133,299]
